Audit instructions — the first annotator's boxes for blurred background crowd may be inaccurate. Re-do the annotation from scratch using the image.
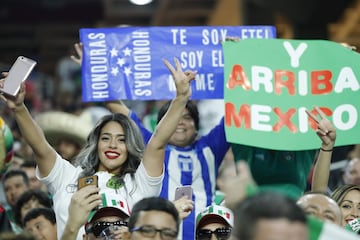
[0,1,359,239]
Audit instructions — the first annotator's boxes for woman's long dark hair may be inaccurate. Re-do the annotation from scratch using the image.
[74,113,144,194]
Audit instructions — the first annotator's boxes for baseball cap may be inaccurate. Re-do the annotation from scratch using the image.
[87,192,131,225]
[196,204,234,229]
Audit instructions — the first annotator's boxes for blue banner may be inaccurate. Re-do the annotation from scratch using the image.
[80,26,276,102]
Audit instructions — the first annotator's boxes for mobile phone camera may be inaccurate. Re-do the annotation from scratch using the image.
[85,177,94,184]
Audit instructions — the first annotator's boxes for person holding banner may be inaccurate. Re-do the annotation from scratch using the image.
[0,57,196,240]
[231,106,336,200]
[221,161,359,240]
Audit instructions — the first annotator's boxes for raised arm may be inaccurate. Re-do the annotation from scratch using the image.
[142,58,196,177]
[306,107,336,192]
[105,101,130,116]
[0,78,57,177]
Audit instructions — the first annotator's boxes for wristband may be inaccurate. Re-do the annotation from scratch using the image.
[320,147,333,152]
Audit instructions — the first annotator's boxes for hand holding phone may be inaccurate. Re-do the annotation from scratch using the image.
[0,56,36,96]
[174,185,193,200]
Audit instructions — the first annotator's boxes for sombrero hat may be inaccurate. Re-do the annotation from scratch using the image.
[35,111,94,148]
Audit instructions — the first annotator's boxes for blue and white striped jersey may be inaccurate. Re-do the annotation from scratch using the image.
[130,112,230,240]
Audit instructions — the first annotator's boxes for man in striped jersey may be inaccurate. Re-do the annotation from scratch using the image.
[106,98,230,240]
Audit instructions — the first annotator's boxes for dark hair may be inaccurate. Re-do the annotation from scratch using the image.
[23,208,56,227]
[20,160,37,169]
[232,192,307,240]
[128,197,180,232]
[74,113,144,194]
[157,100,199,130]
[3,169,29,186]
[331,184,360,204]
[14,189,53,226]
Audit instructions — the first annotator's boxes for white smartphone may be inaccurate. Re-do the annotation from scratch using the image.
[0,56,37,96]
[174,185,193,200]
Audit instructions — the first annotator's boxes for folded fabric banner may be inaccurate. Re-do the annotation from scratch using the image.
[80,26,276,102]
[308,216,360,240]
[345,218,360,235]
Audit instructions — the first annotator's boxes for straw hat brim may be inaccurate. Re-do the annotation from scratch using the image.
[35,111,94,147]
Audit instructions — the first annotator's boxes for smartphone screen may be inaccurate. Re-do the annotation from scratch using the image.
[0,56,37,96]
[174,185,193,200]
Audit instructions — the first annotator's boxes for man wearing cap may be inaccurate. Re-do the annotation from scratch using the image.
[84,206,130,240]
[195,204,233,240]
[61,185,130,240]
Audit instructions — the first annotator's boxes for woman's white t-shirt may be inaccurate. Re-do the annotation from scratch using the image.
[36,153,163,240]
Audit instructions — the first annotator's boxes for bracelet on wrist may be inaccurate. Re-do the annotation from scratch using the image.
[320,147,333,152]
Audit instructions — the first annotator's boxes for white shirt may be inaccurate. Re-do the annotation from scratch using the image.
[37,153,163,240]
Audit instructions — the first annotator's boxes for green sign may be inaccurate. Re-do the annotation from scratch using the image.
[223,39,360,150]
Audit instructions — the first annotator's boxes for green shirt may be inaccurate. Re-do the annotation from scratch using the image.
[232,144,316,199]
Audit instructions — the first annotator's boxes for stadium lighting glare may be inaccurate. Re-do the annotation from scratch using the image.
[129,0,153,5]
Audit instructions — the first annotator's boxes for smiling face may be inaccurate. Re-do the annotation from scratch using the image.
[297,194,342,225]
[338,189,360,226]
[97,121,128,175]
[168,109,197,147]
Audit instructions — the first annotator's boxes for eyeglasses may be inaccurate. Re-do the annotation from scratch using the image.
[196,227,232,240]
[130,225,178,240]
[86,220,128,237]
